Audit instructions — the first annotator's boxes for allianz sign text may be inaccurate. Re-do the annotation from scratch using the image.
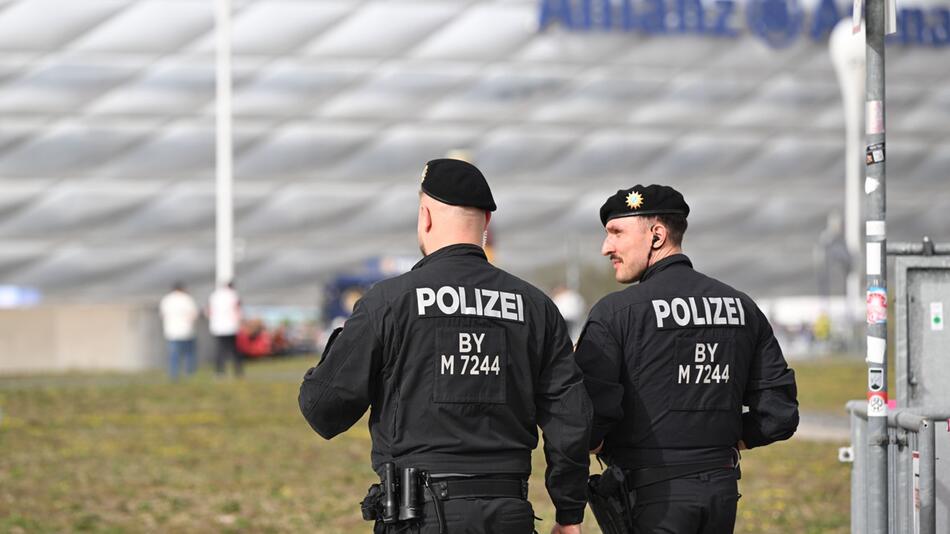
[539,0,950,48]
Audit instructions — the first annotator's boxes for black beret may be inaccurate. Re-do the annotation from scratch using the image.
[420,159,496,212]
[599,184,689,226]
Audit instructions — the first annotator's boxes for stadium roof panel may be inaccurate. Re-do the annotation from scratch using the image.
[70,1,212,55]
[0,0,946,301]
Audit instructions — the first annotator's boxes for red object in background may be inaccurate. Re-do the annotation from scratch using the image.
[236,326,272,358]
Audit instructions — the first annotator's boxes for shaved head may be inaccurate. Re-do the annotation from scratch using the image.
[418,192,491,256]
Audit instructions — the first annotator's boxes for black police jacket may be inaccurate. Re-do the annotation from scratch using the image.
[574,254,798,469]
[299,244,592,525]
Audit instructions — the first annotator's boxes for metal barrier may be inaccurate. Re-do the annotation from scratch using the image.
[844,401,947,534]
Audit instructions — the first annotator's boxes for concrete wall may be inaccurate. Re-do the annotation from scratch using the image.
[0,304,213,374]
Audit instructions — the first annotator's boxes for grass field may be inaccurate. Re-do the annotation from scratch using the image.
[793,355,882,414]
[0,356,861,533]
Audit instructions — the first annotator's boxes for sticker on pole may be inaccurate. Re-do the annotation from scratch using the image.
[866,336,886,364]
[866,220,886,236]
[866,243,882,276]
[931,302,944,331]
[866,101,884,135]
[867,287,888,324]
[868,368,884,392]
[867,392,888,417]
[866,143,885,165]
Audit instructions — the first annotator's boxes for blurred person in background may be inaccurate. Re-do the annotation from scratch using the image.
[270,321,293,355]
[574,185,799,534]
[551,285,586,344]
[299,159,591,534]
[208,280,243,377]
[159,281,199,381]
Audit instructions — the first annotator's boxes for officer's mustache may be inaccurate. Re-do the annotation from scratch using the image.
[609,255,622,263]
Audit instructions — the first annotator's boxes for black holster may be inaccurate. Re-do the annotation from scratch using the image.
[588,465,635,534]
[588,452,738,534]
[361,483,384,521]
[361,463,430,530]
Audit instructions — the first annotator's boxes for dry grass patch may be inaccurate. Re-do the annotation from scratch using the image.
[1,357,849,533]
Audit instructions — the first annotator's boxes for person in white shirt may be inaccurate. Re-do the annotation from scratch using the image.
[551,285,587,344]
[159,281,199,380]
[208,280,243,377]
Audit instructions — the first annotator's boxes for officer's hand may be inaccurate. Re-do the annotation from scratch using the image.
[738,440,747,450]
[550,523,582,534]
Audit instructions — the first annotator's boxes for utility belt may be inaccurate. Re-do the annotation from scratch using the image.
[623,455,738,490]
[588,452,739,534]
[361,462,528,534]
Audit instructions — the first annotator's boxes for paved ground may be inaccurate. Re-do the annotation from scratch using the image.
[798,411,851,442]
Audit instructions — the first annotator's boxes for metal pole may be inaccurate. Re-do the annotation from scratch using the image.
[864,0,888,529]
[918,420,935,534]
[215,0,234,285]
[850,406,868,534]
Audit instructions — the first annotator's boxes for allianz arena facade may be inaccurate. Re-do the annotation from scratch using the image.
[0,0,947,302]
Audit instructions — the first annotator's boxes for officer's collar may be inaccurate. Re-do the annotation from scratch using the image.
[639,253,692,283]
[412,243,487,270]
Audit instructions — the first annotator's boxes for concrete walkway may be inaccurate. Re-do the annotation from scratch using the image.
[797,411,851,442]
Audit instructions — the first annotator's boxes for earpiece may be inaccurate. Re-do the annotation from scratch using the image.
[652,235,660,248]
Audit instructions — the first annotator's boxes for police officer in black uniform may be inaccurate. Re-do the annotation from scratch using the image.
[574,185,799,533]
[299,159,592,534]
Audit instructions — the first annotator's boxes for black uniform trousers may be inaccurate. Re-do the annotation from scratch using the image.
[376,498,535,534]
[631,468,739,534]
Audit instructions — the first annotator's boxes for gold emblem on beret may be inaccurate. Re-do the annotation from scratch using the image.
[625,191,644,210]
[421,164,429,183]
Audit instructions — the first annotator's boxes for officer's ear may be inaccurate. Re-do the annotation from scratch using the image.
[651,224,667,249]
[419,203,432,233]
